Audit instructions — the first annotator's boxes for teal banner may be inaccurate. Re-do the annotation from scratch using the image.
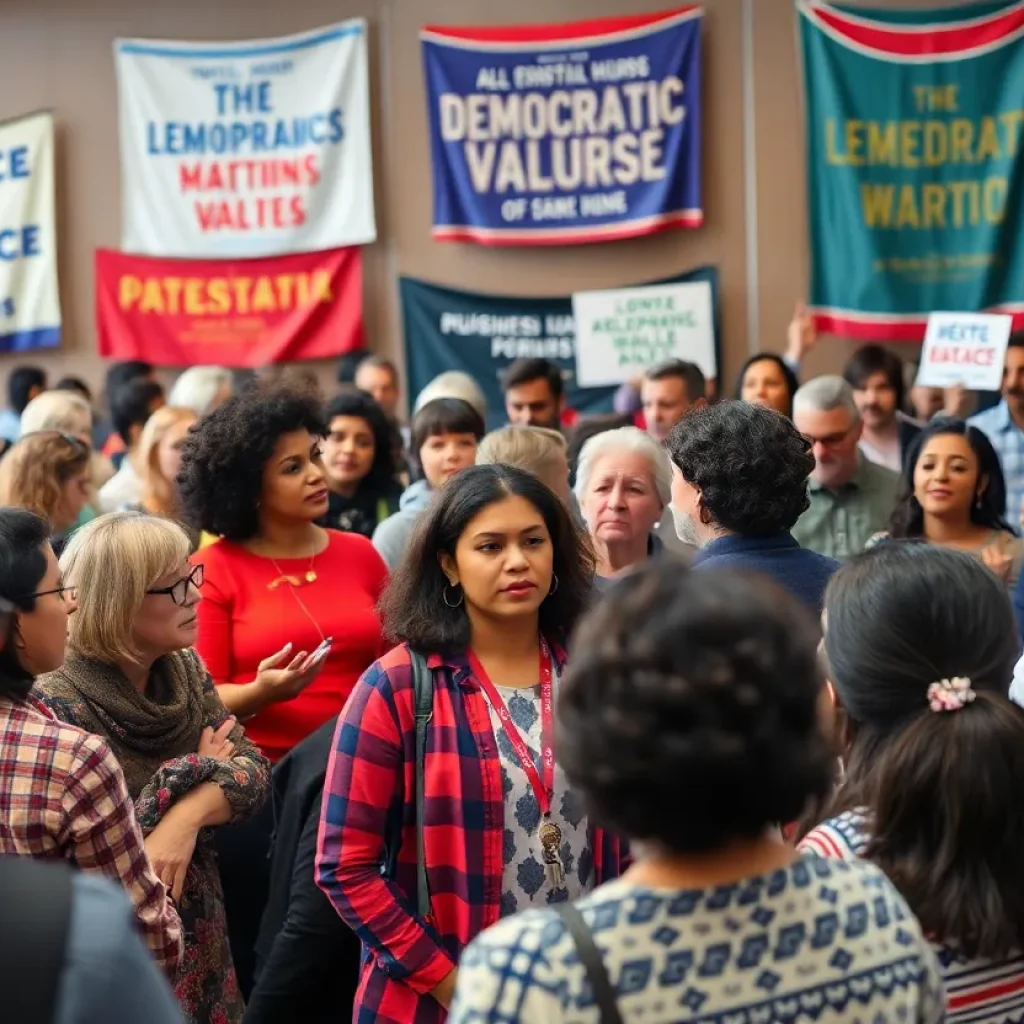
[799,0,1024,340]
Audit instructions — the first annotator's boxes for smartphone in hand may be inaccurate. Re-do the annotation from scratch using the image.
[302,637,333,670]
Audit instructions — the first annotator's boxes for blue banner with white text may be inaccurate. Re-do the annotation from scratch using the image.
[420,8,703,246]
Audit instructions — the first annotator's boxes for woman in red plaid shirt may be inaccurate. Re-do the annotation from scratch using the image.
[316,464,624,1023]
[0,507,182,977]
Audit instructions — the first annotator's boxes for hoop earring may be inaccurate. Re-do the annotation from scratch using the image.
[976,492,984,510]
[547,573,559,596]
[443,584,464,608]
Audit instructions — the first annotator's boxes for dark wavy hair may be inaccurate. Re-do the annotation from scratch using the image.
[177,383,326,541]
[822,543,1023,958]
[665,400,814,536]
[324,390,400,494]
[380,464,594,654]
[890,417,1015,538]
[733,353,800,418]
[559,561,831,852]
[843,344,906,412]
[0,508,51,696]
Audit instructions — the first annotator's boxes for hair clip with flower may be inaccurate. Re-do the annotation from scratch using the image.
[927,677,976,713]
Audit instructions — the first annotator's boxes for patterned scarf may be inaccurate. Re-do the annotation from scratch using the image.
[41,649,209,799]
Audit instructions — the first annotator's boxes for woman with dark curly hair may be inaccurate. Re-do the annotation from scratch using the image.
[451,561,945,1023]
[316,464,622,1023]
[179,383,388,759]
[666,400,839,613]
[321,389,403,538]
[873,417,1024,589]
[802,544,1024,1023]
[179,382,388,994]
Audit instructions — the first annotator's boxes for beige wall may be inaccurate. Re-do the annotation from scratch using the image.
[0,0,987,408]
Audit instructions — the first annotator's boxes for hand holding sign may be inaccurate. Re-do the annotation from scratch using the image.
[916,312,1013,393]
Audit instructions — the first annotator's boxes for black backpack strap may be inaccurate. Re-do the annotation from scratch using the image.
[409,648,434,920]
[0,857,74,1023]
[554,902,624,1024]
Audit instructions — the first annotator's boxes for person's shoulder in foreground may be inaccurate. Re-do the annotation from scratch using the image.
[448,855,945,1024]
[56,873,183,1024]
[694,533,840,612]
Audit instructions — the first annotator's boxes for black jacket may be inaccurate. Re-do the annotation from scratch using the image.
[244,716,361,1024]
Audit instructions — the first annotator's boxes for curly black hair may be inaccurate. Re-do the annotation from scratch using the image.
[380,464,594,654]
[665,400,814,537]
[559,559,831,853]
[177,383,326,541]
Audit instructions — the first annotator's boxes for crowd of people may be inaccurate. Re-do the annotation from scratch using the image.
[1,315,1024,1024]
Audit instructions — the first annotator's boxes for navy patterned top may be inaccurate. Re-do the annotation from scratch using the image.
[449,854,946,1024]
[481,681,592,917]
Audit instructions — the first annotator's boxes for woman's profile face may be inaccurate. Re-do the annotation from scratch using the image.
[155,413,195,485]
[132,560,202,658]
[913,433,981,521]
[156,417,197,485]
[259,429,329,525]
[16,543,76,676]
[741,359,791,415]
[579,451,663,547]
[56,470,91,533]
[441,494,554,622]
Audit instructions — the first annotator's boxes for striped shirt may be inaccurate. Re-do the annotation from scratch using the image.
[802,811,1024,1023]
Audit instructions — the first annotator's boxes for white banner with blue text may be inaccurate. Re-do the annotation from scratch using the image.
[116,20,376,258]
[0,111,61,353]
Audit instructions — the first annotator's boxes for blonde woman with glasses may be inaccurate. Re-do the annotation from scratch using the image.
[35,511,271,1024]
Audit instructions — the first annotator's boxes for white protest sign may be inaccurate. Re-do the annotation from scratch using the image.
[116,20,376,258]
[0,111,61,352]
[572,281,716,388]
[916,312,1012,392]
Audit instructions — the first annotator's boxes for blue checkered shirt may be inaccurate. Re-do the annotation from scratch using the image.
[969,401,1024,523]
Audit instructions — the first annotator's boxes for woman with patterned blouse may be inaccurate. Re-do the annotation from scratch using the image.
[316,464,623,1024]
[36,511,271,1024]
[451,561,945,1024]
[802,544,1024,1023]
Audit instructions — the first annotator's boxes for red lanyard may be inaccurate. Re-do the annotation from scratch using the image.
[468,639,554,817]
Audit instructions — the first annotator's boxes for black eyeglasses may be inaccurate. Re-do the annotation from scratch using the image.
[29,585,77,603]
[146,565,204,606]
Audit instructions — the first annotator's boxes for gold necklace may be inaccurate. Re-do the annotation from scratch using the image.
[267,549,326,644]
[266,547,318,589]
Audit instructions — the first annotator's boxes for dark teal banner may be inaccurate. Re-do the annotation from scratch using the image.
[800,0,1024,340]
[399,266,719,427]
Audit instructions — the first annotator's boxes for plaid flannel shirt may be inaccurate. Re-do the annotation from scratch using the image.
[0,693,183,977]
[316,642,624,1024]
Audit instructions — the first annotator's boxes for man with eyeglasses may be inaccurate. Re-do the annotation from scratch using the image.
[791,376,900,561]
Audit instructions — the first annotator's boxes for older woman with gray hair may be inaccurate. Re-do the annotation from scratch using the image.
[574,425,675,586]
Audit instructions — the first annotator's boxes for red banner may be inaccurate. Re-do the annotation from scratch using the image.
[95,247,363,367]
